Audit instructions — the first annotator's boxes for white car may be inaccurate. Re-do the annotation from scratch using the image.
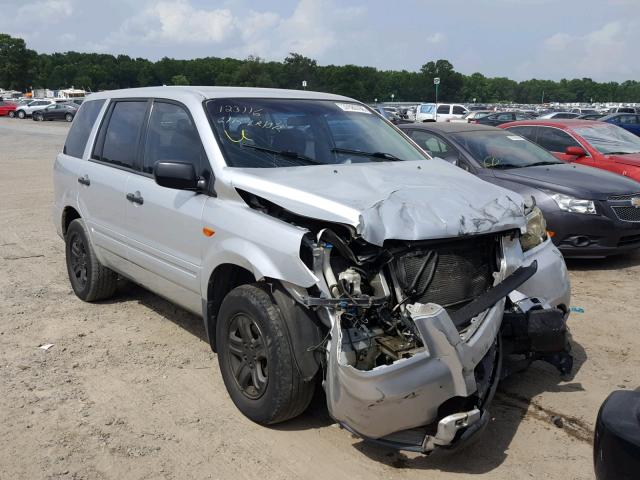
[15,99,63,119]
[415,103,469,122]
[53,86,572,454]
[448,110,493,123]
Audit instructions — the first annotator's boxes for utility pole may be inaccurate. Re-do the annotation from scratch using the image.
[434,77,440,121]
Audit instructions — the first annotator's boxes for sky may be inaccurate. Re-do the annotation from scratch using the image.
[1,0,639,82]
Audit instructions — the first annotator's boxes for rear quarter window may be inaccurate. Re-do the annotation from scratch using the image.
[63,99,106,158]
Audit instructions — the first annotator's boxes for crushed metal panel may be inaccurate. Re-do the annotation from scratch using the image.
[229,159,526,245]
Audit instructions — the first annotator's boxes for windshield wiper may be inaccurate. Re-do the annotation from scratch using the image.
[331,147,402,161]
[487,163,521,169]
[527,161,561,167]
[240,144,323,165]
[606,151,638,155]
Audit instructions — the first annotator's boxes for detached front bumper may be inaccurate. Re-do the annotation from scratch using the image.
[324,261,571,453]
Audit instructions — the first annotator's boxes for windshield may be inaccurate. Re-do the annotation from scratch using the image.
[450,130,563,169]
[574,124,640,155]
[206,98,427,168]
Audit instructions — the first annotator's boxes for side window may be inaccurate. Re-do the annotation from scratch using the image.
[619,115,637,124]
[64,99,106,158]
[496,113,514,121]
[94,101,147,169]
[409,130,454,156]
[506,126,537,142]
[536,128,579,152]
[452,105,466,115]
[143,101,206,174]
[437,104,450,114]
[515,113,529,120]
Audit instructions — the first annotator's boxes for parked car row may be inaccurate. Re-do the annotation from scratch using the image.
[400,121,640,257]
[1,97,82,121]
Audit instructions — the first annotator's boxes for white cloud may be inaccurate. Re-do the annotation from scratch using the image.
[426,33,445,44]
[98,0,367,61]
[116,0,234,45]
[17,0,73,23]
[516,21,639,81]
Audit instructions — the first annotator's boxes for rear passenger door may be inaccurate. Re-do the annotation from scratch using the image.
[436,104,451,122]
[124,100,210,313]
[82,99,148,268]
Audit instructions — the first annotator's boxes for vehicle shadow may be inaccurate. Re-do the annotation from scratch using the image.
[106,280,209,344]
[104,281,590,471]
[565,249,640,271]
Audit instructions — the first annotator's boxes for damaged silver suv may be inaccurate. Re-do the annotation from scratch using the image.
[53,87,572,453]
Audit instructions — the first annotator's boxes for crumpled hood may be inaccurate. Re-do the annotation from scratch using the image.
[229,159,526,246]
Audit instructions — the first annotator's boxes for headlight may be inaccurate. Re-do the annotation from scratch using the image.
[549,192,596,215]
[521,206,547,251]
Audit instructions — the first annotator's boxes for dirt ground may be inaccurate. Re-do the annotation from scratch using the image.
[1,117,638,480]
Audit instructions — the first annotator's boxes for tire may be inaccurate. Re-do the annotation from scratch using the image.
[65,113,73,122]
[33,114,41,121]
[216,284,315,425]
[8,110,15,118]
[65,219,117,302]
[17,110,25,119]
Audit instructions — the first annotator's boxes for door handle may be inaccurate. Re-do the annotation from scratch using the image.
[77,175,90,186]
[126,191,144,205]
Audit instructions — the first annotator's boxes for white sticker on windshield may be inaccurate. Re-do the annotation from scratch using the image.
[507,135,525,141]
[335,102,371,114]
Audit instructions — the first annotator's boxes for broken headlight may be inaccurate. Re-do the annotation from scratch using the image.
[520,206,547,251]
[549,192,597,215]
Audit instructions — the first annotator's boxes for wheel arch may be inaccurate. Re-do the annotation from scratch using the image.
[62,206,81,237]
[204,263,256,352]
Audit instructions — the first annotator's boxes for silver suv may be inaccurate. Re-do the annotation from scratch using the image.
[53,87,571,453]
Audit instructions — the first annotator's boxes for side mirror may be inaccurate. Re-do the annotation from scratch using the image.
[154,161,200,190]
[565,146,587,158]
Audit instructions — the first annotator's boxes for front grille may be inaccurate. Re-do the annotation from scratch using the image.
[608,193,640,201]
[612,206,640,222]
[394,235,498,317]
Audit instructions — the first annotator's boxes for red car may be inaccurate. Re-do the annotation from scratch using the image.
[0,100,17,117]
[499,119,640,183]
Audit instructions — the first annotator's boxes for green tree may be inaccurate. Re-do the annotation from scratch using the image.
[171,74,190,85]
[0,34,36,90]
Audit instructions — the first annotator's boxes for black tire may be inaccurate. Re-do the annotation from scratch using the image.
[8,110,15,118]
[17,110,25,119]
[216,284,315,425]
[65,113,73,122]
[33,114,41,121]
[65,219,117,302]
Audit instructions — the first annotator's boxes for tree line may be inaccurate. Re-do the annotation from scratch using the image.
[1,33,639,104]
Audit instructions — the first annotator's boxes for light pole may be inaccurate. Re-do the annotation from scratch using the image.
[391,93,395,103]
[434,77,440,121]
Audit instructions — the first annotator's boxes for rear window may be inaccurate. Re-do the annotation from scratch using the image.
[63,99,106,158]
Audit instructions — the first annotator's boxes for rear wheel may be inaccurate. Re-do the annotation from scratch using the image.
[65,219,117,302]
[8,110,15,118]
[216,284,315,424]
[65,113,73,122]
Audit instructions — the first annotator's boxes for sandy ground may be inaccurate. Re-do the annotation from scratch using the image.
[1,117,638,480]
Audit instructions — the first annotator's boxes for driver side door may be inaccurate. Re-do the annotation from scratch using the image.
[124,100,211,314]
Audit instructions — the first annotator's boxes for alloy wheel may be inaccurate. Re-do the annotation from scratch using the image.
[226,313,269,399]
[69,233,89,288]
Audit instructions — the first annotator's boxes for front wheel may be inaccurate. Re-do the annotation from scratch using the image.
[65,113,73,122]
[65,219,117,301]
[17,110,25,119]
[216,284,315,425]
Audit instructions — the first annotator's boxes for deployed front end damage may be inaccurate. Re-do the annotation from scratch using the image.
[234,164,572,453]
[286,229,572,453]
